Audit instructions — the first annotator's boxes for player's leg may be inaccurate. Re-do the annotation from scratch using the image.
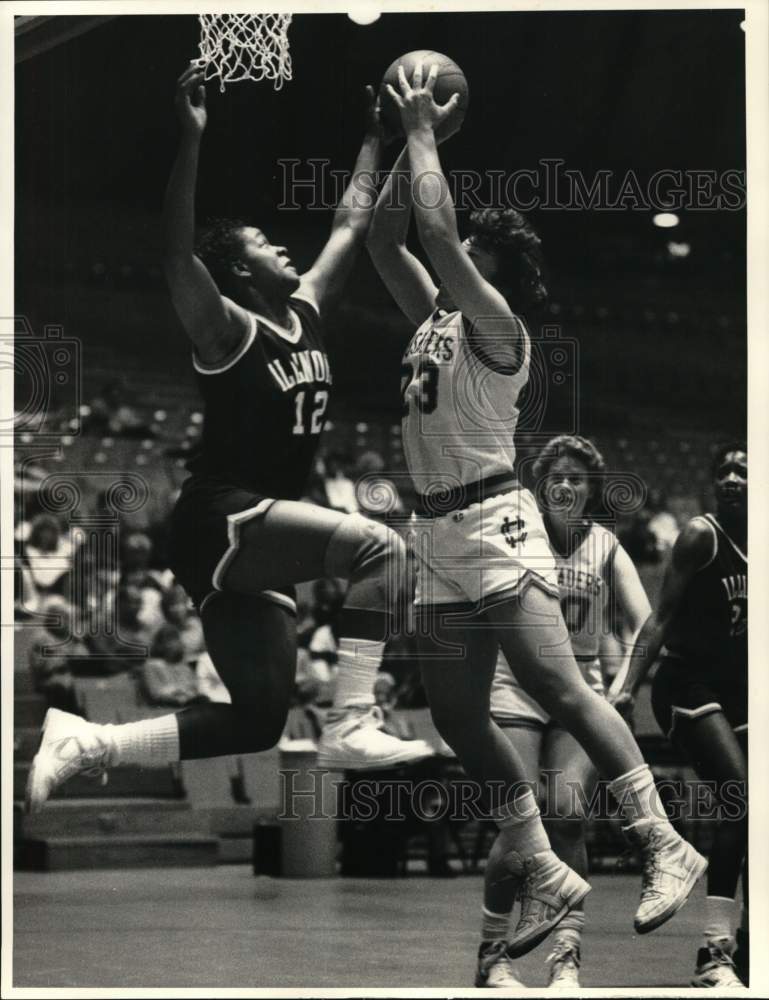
[486,585,706,934]
[312,512,432,768]
[419,611,590,959]
[25,501,423,810]
[25,592,298,809]
[477,723,543,987]
[678,715,746,988]
[651,669,746,986]
[733,728,749,985]
[176,592,296,757]
[540,726,597,987]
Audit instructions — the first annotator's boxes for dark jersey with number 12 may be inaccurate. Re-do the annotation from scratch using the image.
[186,294,332,499]
[665,513,747,668]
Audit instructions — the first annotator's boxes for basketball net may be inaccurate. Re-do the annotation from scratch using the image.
[197,14,293,91]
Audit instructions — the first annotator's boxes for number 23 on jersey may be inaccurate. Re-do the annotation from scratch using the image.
[401,359,439,416]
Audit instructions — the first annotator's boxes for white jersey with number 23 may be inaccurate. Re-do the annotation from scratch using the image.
[401,308,530,494]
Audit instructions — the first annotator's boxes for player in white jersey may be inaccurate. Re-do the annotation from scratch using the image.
[481,436,651,987]
[370,60,705,962]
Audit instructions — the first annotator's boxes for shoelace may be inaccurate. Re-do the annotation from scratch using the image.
[80,748,110,780]
[480,940,512,978]
[640,829,664,898]
[516,859,551,926]
[706,942,737,969]
[547,942,581,970]
[53,735,110,781]
[357,705,385,729]
[698,948,742,987]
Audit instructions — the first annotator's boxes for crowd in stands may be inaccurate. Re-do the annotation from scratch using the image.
[14,433,422,741]
[15,372,688,747]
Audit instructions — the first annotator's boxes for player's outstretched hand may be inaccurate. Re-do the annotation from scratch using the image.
[364,84,396,145]
[175,61,207,136]
[386,60,461,138]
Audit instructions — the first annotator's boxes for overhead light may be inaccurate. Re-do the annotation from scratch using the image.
[348,2,381,25]
[653,212,679,228]
[667,241,691,258]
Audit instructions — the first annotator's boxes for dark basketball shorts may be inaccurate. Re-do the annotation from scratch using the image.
[651,654,747,742]
[168,476,296,616]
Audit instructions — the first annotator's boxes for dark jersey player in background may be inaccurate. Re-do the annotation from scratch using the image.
[26,61,433,813]
[611,442,748,987]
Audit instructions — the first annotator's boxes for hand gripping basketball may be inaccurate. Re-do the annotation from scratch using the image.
[385,60,462,140]
[379,50,468,141]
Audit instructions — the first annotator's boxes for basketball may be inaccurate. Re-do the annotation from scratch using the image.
[379,49,469,137]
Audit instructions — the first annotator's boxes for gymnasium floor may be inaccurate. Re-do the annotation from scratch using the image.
[13,868,706,989]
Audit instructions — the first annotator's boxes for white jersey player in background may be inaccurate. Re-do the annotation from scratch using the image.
[369,60,705,969]
[483,435,651,987]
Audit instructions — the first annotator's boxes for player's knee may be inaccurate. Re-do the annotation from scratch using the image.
[324,513,406,589]
[232,706,287,752]
[228,688,289,752]
[543,676,594,723]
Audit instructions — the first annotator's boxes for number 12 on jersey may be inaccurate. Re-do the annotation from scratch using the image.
[293,389,328,436]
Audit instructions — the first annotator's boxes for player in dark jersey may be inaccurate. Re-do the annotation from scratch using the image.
[25,62,433,812]
[610,442,747,986]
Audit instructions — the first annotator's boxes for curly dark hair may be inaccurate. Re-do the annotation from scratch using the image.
[467,208,547,309]
[532,434,607,513]
[194,217,248,287]
[711,440,747,479]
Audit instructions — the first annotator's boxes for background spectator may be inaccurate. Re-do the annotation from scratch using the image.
[87,379,154,439]
[321,451,358,513]
[139,624,208,707]
[119,532,170,628]
[23,514,76,597]
[195,652,231,704]
[646,488,680,558]
[27,596,88,711]
[307,578,344,689]
[86,583,155,674]
[161,584,206,662]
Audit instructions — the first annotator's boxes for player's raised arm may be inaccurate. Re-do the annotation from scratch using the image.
[601,541,652,692]
[163,63,248,364]
[608,517,715,713]
[367,145,438,326]
[298,87,386,314]
[387,61,525,370]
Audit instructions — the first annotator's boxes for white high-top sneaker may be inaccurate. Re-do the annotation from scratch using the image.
[316,706,434,770]
[546,940,582,988]
[505,850,591,958]
[25,709,113,813]
[624,821,707,934]
[691,938,743,988]
[474,940,525,987]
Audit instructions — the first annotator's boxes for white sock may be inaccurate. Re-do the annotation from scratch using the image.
[490,788,550,858]
[106,715,180,768]
[480,906,510,943]
[552,909,585,950]
[329,638,384,715]
[608,764,667,828]
[703,896,736,947]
